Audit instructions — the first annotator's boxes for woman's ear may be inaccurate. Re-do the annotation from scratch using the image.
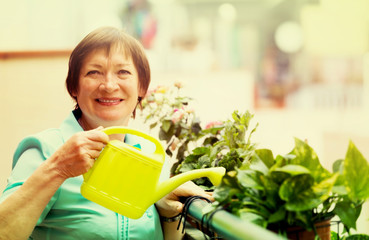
[138,88,146,101]
[71,89,78,99]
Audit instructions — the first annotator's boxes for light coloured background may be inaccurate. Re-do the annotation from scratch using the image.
[1,0,369,235]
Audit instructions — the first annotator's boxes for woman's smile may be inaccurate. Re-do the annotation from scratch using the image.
[96,98,123,106]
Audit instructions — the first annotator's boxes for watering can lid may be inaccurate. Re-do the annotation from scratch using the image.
[108,140,165,165]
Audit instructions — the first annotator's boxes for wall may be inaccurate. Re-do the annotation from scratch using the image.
[0,0,125,51]
[0,56,72,192]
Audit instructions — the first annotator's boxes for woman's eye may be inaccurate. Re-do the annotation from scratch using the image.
[118,70,131,75]
[86,70,100,76]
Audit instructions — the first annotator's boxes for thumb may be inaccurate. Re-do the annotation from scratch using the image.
[95,126,104,131]
[173,201,184,213]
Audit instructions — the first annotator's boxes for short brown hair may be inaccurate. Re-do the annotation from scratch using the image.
[65,26,151,116]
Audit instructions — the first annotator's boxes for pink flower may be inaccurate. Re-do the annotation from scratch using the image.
[205,121,223,129]
[174,81,183,89]
[172,109,185,124]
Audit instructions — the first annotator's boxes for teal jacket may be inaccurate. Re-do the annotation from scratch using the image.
[0,111,165,239]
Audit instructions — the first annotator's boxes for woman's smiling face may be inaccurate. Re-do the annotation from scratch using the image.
[75,46,142,129]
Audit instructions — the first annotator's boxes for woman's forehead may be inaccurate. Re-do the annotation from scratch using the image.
[83,45,133,65]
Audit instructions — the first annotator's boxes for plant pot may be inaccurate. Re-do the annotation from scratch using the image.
[286,219,331,240]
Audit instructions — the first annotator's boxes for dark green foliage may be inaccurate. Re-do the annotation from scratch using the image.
[211,139,369,237]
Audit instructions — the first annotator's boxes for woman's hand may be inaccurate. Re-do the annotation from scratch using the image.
[155,181,213,218]
[47,126,109,179]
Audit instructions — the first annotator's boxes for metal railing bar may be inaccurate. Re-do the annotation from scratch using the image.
[187,199,287,240]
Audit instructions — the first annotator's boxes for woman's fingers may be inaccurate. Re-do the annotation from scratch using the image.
[88,149,103,159]
[85,127,109,144]
[48,128,110,179]
[155,180,215,218]
[174,181,214,201]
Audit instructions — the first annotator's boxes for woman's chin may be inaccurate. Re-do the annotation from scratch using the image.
[97,115,128,126]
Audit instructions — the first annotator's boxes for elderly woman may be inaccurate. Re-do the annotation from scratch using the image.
[0,27,211,239]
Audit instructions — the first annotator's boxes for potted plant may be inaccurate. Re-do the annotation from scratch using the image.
[207,138,369,239]
[140,84,257,185]
[140,84,369,239]
[172,110,257,190]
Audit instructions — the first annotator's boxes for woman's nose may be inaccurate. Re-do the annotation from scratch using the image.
[99,73,119,92]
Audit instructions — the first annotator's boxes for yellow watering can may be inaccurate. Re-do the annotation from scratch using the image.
[80,126,226,219]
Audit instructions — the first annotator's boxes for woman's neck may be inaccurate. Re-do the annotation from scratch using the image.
[78,114,128,142]
[78,116,94,131]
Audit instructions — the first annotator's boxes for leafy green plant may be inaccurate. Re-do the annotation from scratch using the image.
[209,138,369,238]
[173,111,258,189]
[141,85,369,238]
[140,84,258,189]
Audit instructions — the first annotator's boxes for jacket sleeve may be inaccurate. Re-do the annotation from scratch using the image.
[0,129,63,225]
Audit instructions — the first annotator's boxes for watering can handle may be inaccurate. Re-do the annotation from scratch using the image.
[102,126,165,156]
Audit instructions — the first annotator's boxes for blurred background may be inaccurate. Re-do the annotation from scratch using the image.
[1,0,369,234]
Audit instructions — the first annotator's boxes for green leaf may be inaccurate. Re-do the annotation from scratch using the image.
[213,172,242,203]
[332,159,344,173]
[311,173,338,200]
[159,120,174,141]
[282,173,337,212]
[334,200,362,230]
[290,138,331,182]
[179,163,197,172]
[343,141,369,201]
[149,121,158,129]
[198,154,211,168]
[176,143,187,162]
[280,174,317,211]
[183,154,200,163]
[237,169,264,190]
[267,207,286,224]
[273,154,295,170]
[255,149,274,169]
[218,150,244,171]
[270,171,290,185]
[191,147,210,156]
[202,125,224,135]
[161,119,172,133]
[333,159,346,187]
[274,164,311,176]
[250,151,270,175]
[261,176,282,210]
[238,210,267,227]
[332,185,348,195]
[202,136,220,146]
[331,231,338,240]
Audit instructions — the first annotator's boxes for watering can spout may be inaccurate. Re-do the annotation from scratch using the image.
[154,167,226,203]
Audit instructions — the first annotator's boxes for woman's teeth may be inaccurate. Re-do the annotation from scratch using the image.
[97,99,121,103]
